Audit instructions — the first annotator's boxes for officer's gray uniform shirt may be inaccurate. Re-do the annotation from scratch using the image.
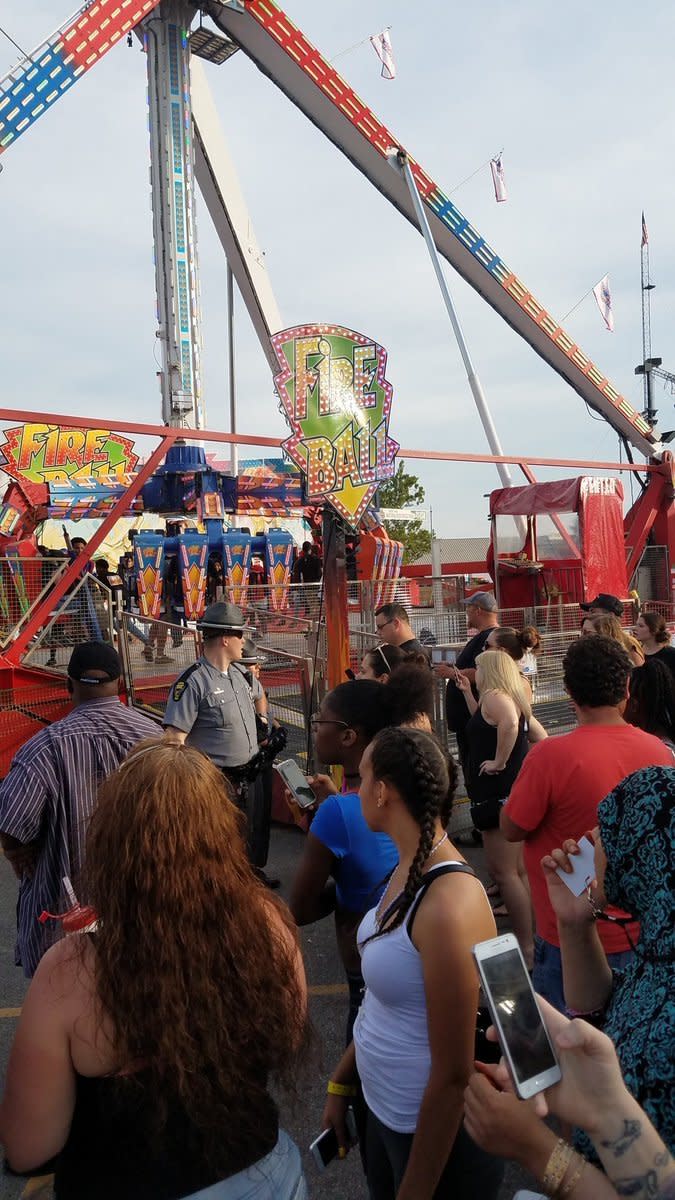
[163,656,257,768]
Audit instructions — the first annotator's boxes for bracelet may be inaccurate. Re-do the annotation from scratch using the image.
[326,1080,357,1097]
[557,1155,587,1198]
[542,1139,575,1196]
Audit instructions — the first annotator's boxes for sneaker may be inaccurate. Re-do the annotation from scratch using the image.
[142,648,154,662]
[155,654,175,665]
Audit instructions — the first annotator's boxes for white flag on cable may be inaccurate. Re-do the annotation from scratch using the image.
[592,275,614,332]
[490,154,508,203]
[370,29,396,79]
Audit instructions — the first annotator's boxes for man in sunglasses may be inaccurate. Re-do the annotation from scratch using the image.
[374,602,424,654]
[163,601,258,796]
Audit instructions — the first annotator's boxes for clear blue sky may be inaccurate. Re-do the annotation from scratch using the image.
[1,1,673,533]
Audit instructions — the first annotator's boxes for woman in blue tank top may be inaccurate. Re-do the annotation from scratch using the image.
[289,679,404,1042]
[322,727,504,1200]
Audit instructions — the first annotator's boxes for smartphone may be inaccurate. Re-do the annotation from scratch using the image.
[555,833,596,897]
[431,645,457,666]
[274,758,316,809]
[473,932,561,1099]
[309,1108,358,1171]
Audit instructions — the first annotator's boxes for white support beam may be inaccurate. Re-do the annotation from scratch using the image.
[191,58,282,375]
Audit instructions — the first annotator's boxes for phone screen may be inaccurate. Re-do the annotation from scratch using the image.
[480,948,558,1086]
[276,760,316,808]
[312,1126,340,1168]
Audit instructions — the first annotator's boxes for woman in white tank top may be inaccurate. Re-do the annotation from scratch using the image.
[321,727,503,1200]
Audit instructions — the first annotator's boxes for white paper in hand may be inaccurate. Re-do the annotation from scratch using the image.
[555,835,596,897]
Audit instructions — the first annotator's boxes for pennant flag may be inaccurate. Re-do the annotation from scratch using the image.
[592,275,614,332]
[490,154,508,203]
[370,29,396,79]
[641,211,649,248]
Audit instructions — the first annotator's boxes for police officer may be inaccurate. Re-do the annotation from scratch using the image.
[235,640,270,733]
[162,602,257,794]
[234,641,279,885]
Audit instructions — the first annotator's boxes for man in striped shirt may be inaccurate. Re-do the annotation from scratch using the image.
[0,641,159,976]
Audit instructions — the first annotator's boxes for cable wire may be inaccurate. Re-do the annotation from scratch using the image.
[0,23,31,61]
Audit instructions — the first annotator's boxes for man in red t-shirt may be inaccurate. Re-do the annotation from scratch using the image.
[502,634,673,1011]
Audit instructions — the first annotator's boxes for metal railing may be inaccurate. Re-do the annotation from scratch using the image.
[0,555,69,648]
[22,573,116,674]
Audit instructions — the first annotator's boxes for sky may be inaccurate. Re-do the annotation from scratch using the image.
[1,1,674,537]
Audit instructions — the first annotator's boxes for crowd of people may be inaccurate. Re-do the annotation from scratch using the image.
[0,582,673,1200]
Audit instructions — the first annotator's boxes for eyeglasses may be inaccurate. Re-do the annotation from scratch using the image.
[375,618,394,632]
[224,630,245,638]
[310,713,351,730]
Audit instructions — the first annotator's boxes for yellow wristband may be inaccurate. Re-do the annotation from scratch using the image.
[327,1080,357,1097]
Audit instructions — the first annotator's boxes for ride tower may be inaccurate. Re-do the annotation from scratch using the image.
[145,1,203,430]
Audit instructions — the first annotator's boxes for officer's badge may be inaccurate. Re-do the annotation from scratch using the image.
[172,680,186,702]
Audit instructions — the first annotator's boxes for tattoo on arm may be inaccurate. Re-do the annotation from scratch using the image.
[614,1154,671,1199]
[615,1169,658,1197]
[601,1119,642,1158]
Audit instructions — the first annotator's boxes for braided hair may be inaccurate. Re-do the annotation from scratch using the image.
[366,727,455,940]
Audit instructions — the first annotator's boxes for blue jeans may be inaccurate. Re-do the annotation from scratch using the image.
[186,1132,306,1200]
[532,935,634,1014]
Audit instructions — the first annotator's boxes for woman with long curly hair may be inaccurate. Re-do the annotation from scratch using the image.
[322,727,502,1200]
[0,740,309,1199]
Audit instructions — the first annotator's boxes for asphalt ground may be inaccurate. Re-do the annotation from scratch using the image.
[0,826,537,1200]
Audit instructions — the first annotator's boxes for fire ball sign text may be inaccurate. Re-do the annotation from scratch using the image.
[273,324,398,524]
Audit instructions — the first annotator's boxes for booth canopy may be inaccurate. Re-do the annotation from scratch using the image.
[489,477,624,518]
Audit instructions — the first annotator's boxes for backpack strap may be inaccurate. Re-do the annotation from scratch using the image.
[406,862,477,937]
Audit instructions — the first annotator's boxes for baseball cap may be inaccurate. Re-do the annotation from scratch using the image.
[68,641,122,685]
[580,593,623,618]
[462,591,498,613]
[196,601,247,633]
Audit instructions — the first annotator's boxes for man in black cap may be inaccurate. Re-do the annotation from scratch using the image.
[163,601,258,794]
[579,593,624,619]
[0,642,158,976]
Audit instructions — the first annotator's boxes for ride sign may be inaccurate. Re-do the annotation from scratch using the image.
[273,324,398,524]
[0,423,138,486]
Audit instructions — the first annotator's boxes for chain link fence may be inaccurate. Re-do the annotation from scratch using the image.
[0,555,69,648]
[22,573,115,674]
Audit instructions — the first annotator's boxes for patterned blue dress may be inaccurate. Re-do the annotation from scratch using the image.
[595,765,675,1153]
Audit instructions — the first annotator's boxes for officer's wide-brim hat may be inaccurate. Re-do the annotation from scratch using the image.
[240,638,266,665]
[196,601,250,633]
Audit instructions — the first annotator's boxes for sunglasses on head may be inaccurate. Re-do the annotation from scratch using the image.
[374,644,391,672]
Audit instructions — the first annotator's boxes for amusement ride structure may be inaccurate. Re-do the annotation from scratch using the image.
[0,0,674,757]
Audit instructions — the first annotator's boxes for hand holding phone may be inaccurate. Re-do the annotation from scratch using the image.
[473,933,561,1100]
[453,667,470,692]
[310,1108,358,1171]
[274,759,316,810]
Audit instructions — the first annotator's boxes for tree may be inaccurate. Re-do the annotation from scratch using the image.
[377,461,432,565]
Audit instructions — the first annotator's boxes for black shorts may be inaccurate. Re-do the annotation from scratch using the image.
[469,795,504,832]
